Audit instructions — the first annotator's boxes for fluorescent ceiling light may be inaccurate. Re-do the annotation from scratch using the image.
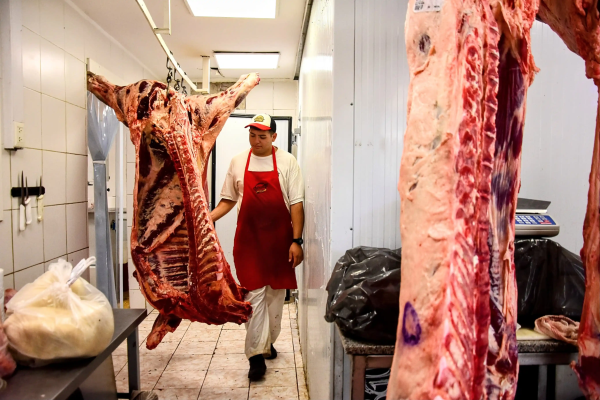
[215,53,279,69]
[185,0,276,18]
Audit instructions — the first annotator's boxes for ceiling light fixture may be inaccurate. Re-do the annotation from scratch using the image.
[214,52,280,69]
[184,0,277,18]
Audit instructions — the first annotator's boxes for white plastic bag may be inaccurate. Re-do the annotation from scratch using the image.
[4,258,114,366]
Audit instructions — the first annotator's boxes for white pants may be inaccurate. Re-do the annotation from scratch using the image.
[244,285,286,359]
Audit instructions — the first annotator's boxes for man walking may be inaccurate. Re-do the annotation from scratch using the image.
[210,113,304,380]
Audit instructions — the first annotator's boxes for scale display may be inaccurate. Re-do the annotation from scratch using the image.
[515,214,559,237]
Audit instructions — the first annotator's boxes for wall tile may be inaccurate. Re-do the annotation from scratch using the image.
[127,194,133,228]
[40,39,65,101]
[68,248,89,265]
[245,109,274,119]
[43,204,66,261]
[245,82,273,110]
[84,23,111,69]
[65,54,85,108]
[274,109,298,130]
[64,4,85,61]
[42,150,66,206]
[14,263,44,290]
[22,28,41,92]
[0,211,14,274]
[67,202,88,253]
[22,0,40,35]
[2,151,11,211]
[41,95,66,152]
[10,148,42,210]
[66,104,87,155]
[39,0,64,49]
[4,274,14,290]
[12,208,44,271]
[66,154,87,203]
[130,289,146,309]
[274,81,298,110]
[23,88,42,149]
[127,163,135,195]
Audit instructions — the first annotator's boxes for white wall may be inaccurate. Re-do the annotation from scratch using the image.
[520,20,599,254]
[353,0,408,249]
[0,0,156,294]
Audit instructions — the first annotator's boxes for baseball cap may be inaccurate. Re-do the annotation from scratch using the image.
[245,113,276,132]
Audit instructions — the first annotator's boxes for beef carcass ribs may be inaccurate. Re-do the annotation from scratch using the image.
[388,1,500,398]
[87,73,258,348]
[389,0,539,398]
[537,1,600,397]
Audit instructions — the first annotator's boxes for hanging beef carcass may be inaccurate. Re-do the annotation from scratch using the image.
[388,0,538,398]
[536,1,600,397]
[87,72,258,349]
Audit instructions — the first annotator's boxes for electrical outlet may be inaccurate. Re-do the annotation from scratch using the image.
[14,122,25,148]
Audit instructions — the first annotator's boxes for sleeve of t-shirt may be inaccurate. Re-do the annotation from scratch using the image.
[287,156,305,205]
[220,159,239,202]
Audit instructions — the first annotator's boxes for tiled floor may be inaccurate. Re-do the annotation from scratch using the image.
[112,302,309,400]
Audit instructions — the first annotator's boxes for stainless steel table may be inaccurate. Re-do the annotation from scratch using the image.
[0,308,147,400]
[336,326,578,400]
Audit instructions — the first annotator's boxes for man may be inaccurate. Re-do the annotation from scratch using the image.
[210,113,304,380]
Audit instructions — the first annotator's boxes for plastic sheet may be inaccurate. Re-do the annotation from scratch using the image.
[515,238,585,326]
[87,92,119,307]
[4,259,114,366]
[325,246,401,344]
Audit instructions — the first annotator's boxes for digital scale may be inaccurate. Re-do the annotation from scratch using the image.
[515,198,560,237]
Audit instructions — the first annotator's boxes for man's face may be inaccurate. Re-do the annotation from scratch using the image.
[249,127,277,154]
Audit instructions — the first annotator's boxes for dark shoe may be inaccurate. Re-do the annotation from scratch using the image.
[264,344,277,360]
[248,354,266,380]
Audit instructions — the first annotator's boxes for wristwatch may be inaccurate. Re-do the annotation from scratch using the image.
[292,238,304,245]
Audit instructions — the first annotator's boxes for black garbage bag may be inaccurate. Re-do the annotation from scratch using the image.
[515,238,585,326]
[325,246,401,344]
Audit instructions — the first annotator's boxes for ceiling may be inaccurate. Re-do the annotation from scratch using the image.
[70,0,307,81]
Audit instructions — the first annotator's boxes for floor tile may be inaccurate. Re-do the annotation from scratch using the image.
[113,342,127,356]
[210,354,249,369]
[160,327,188,342]
[249,386,299,400]
[174,341,216,355]
[151,388,201,400]
[198,387,249,400]
[294,352,304,368]
[140,340,180,356]
[165,354,211,371]
[116,368,161,391]
[155,369,207,389]
[273,338,293,353]
[223,322,246,330]
[189,322,222,331]
[140,355,171,374]
[203,369,249,388]
[220,330,247,341]
[183,329,221,341]
[264,352,295,368]
[250,368,297,388]
[215,340,246,355]
[298,385,309,400]
[112,355,127,375]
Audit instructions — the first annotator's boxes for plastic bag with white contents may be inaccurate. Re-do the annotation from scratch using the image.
[4,258,114,366]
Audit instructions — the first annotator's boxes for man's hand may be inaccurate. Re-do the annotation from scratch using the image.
[289,243,304,268]
[210,199,237,222]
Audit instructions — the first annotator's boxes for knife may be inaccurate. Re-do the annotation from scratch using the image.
[25,177,32,225]
[19,172,25,231]
[37,176,44,222]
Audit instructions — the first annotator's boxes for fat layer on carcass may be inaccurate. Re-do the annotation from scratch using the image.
[87,73,258,348]
[537,1,600,397]
[389,1,500,398]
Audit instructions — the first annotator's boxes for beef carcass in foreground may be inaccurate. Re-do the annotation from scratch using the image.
[537,1,600,397]
[390,0,600,398]
[87,73,258,348]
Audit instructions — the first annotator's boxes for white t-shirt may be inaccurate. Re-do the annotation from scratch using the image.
[220,148,305,212]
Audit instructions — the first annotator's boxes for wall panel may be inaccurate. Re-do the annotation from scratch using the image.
[353,0,409,250]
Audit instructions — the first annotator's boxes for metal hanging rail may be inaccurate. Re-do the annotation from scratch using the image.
[136,0,210,94]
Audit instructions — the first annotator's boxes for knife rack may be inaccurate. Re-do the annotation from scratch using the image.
[10,186,46,197]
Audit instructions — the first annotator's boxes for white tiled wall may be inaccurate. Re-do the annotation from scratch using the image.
[0,0,156,291]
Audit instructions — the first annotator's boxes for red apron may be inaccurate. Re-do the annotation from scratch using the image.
[233,148,298,291]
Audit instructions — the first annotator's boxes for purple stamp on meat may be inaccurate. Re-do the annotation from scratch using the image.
[402,302,421,345]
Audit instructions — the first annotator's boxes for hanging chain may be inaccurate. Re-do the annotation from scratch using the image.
[181,81,188,96]
[166,57,174,90]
